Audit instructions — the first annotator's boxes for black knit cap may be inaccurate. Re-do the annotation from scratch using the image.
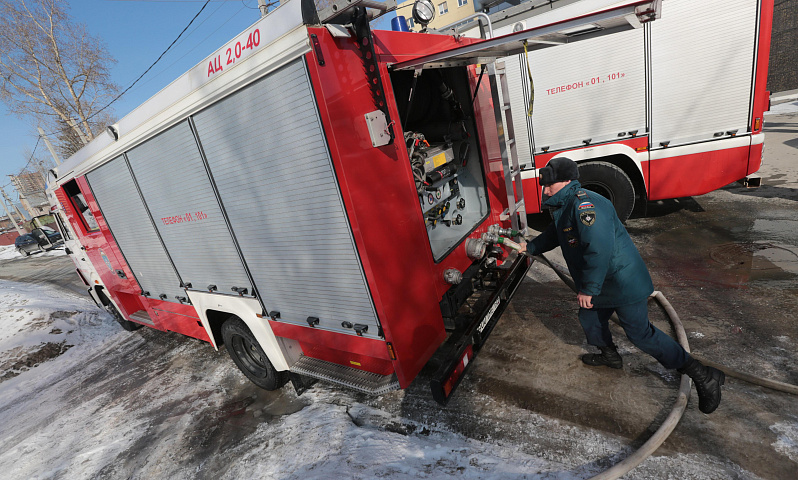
[539,156,579,186]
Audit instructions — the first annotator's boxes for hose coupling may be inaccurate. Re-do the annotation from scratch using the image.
[465,238,487,260]
[488,224,520,238]
[443,268,463,285]
[481,232,499,244]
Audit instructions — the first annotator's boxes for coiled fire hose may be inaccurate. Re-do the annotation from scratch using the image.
[494,238,798,479]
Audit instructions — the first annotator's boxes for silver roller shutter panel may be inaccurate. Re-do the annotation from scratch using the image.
[125,121,251,296]
[650,0,757,147]
[86,156,185,302]
[192,58,380,337]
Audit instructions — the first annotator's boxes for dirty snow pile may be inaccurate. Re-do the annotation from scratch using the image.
[0,280,109,384]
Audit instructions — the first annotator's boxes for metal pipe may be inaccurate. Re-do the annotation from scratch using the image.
[438,12,494,39]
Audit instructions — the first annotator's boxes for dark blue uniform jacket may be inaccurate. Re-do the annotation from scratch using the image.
[528,181,653,308]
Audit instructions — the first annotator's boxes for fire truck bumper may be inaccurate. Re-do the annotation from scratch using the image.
[430,253,532,405]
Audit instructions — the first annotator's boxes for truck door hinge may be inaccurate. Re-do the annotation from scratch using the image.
[352,5,394,145]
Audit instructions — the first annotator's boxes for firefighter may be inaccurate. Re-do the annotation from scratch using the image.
[520,157,725,414]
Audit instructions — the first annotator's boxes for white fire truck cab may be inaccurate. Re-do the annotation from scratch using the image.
[47,0,661,405]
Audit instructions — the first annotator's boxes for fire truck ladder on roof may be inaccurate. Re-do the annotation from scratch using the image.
[488,60,528,236]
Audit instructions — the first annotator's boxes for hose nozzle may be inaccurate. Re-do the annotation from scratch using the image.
[488,224,521,238]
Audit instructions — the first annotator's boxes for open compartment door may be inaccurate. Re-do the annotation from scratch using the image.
[390,0,661,71]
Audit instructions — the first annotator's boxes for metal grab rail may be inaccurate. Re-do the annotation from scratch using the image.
[437,12,494,39]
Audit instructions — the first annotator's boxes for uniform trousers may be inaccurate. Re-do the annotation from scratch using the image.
[578,299,689,370]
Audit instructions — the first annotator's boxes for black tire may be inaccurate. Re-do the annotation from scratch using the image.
[577,161,636,221]
[105,303,142,332]
[222,316,288,391]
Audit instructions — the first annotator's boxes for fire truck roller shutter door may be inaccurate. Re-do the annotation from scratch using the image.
[191,58,381,338]
[502,26,645,155]
[650,0,758,148]
[125,121,252,299]
[86,156,186,303]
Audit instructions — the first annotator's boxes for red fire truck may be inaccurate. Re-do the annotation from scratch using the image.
[47,0,661,404]
[471,0,773,220]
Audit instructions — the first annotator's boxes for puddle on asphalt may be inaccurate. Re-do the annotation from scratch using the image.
[649,214,798,287]
[710,242,798,278]
[752,218,798,244]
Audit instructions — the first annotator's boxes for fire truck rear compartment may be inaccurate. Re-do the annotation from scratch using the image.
[389,66,490,262]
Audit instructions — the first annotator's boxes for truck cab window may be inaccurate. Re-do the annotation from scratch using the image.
[63,180,99,232]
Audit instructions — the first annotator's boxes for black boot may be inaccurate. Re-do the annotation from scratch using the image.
[581,345,623,369]
[678,357,725,414]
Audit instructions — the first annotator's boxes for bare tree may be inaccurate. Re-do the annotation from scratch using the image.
[0,0,119,156]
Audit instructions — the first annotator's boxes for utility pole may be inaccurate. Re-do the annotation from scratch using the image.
[258,0,269,17]
[66,118,90,145]
[7,188,28,228]
[0,186,26,235]
[38,127,61,165]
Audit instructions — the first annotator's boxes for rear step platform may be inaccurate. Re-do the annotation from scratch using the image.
[129,310,155,326]
[290,355,399,395]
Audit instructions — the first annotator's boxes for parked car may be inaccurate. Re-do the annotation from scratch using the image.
[15,227,63,256]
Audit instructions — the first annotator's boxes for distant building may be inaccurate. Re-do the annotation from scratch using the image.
[9,172,49,217]
[768,0,798,92]
[399,0,574,34]
[400,0,478,32]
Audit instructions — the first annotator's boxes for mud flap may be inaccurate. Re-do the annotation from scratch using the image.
[87,287,103,309]
[430,254,532,405]
[289,372,318,396]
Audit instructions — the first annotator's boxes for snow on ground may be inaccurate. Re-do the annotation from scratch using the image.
[0,243,66,261]
[770,422,798,463]
[766,100,798,116]
[0,276,774,479]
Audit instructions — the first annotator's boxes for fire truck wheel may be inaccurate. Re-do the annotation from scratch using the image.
[577,161,636,221]
[105,303,141,332]
[222,316,288,391]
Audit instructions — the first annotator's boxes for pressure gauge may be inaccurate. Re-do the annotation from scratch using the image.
[412,0,435,27]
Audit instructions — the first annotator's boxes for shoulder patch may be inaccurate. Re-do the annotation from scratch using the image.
[578,201,594,210]
[576,190,591,200]
[579,210,596,226]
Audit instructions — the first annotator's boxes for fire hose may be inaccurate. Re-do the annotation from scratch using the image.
[492,237,798,479]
